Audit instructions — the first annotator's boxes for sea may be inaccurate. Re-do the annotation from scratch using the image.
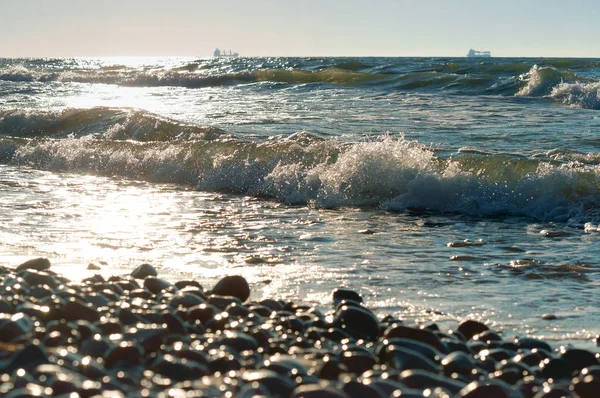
[1,56,600,348]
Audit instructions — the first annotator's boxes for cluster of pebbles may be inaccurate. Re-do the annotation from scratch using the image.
[1,258,599,397]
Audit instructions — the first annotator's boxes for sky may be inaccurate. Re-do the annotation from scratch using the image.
[1,0,599,58]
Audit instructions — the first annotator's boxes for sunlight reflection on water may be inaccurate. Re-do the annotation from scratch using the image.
[1,165,599,347]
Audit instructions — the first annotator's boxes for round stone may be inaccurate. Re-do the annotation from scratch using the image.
[151,354,209,381]
[16,258,51,272]
[144,277,175,294]
[332,288,363,306]
[383,324,447,353]
[560,348,599,372]
[211,275,250,302]
[131,263,158,279]
[399,369,466,395]
[335,304,381,341]
[441,351,476,377]
[457,320,489,341]
[0,313,34,343]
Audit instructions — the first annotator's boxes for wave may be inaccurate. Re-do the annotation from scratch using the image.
[0,61,561,96]
[0,65,255,87]
[0,64,385,88]
[1,130,599,224]
[253,68,385,85]
[549,81,600,110]
[390,71,506,94]
[2,58,598,104]
[516,65,580,97]
[0,107,227,141]
[545,58,600,70]
[516,65,600,109]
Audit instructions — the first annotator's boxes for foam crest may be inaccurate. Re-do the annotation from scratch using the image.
[11,139,202,184]
[516,65,600,109]
[230,136,600,223]
[3,134,600,224]
[300,138,435,207]
[516,65,575,97]
[384,160,600,223]
[549,81,600,110]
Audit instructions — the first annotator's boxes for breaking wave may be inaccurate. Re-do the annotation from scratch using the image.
[516,65,600,109]
[1,112,599,224]
[550,81,600,110]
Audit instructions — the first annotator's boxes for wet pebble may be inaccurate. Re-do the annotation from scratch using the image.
[143,276,175,294]
[151,354,209,381]
[211,274,250,302]
[131,263,158,279]
[441,350,476,377]
[0,258,597,398]
[0,313,34,343]
[457,319,489,341]
[16,257,51,271]
[332,287,363,306]
[384,324,447,353]
[335,304,380,341]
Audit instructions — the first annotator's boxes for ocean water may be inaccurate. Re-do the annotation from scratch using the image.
[1,56,600,347]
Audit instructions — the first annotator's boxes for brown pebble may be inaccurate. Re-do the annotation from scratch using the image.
[541,314,558,320]
[211,275,250,302]
[16,258,51,271]
[457,320,489,341]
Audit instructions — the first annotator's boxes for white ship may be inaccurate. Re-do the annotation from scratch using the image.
[467,49,491,58]
[214,48,239,57]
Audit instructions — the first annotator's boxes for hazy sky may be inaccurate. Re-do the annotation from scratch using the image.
[1,0,598,57]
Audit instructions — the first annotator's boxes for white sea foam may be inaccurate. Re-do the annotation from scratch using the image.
[4,128,600,223]
[516,65,567,97]
[517,65,600,109]
[550,81,600,110]
[269,137,436,208]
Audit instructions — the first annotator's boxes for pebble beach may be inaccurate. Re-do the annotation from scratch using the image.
[1,257,598,397]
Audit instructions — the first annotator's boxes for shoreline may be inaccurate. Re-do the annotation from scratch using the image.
[1,258,598,397]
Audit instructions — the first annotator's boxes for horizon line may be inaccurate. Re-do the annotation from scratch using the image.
[1,54,600,59]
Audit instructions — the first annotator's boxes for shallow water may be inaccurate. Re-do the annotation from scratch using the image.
[1,56,600,348]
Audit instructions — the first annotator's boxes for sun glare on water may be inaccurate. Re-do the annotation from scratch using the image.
[61,56,198,113]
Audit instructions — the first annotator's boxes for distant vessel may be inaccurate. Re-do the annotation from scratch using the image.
[214,48,239,57]
[467,49,491,58]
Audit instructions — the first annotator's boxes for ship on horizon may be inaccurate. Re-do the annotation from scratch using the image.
[467,49,491,58]
[214,48,239,57]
